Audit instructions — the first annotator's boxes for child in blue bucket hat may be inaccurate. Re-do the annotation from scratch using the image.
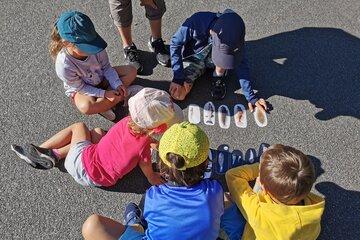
[50,11,137,120]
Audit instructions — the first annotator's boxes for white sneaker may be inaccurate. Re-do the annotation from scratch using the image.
[99,109,116,121]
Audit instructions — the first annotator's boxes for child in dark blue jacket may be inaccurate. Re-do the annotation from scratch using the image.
[169,9,267,112]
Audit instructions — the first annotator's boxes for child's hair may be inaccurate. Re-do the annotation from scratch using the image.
[49,25,64,59]
[260,144,315,204]
[127,117,150,136]
[160,152,208,187]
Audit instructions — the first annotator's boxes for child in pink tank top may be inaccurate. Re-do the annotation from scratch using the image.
[11,88,184,187]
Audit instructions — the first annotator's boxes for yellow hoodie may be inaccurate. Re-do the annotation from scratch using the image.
[226,163,325,240]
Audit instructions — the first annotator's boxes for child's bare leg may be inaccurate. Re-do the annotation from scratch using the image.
[90,128,107,143]
[39,122,91,159]
[53,145,70,159]
[74,93,116,115]
[113,65,137,86]
[149,19,162,39]
[82,214,126,240]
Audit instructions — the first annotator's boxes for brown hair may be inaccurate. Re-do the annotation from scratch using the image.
[49,26,64,59]
[159,153,208,186]
[127,117,150,136]
[259,144,315,204]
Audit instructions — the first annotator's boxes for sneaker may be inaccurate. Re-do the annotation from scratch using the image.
[148,37,170,67]
[99,109,116,121]
[124,44,143,73]
[10,144,57,169]
[123,202,147,229]
[210,76,227,100]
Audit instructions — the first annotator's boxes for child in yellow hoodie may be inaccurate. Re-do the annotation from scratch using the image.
[225,144,325,240]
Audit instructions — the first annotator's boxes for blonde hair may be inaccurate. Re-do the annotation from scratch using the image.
[49,26,64,60]
[127,117,151,136]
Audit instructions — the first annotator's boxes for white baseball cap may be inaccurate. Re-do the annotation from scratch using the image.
[128,88,184,129]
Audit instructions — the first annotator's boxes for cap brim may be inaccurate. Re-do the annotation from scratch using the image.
[75,34,107,55]
[211,45,243,69]
[167,103,184,127]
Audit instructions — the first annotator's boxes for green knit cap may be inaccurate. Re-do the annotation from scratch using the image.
[159,121,209,170]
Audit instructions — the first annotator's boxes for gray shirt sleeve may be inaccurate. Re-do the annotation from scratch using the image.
[55,53,105,98]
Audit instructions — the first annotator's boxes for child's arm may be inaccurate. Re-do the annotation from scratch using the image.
[139,160,165,185]
[56,65,106,98]
[97,50,123,91]
[225,163,261,224]
[138,142,165,185]
[235,50,257,105]
[170,21,192,85]
[235,50,268,112]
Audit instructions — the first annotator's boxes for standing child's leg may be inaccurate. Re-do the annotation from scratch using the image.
[145,0,170,66]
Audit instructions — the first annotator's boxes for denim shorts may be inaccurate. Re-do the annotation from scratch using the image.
[119,226,146,240]
[64,140,99,187]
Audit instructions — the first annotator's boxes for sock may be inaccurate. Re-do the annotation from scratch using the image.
[52,149,62,160]
[151,36,160,42]
[213,70,224,77]
[124,43,135,50]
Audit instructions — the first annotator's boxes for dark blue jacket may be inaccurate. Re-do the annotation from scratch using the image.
[170,11,258,104]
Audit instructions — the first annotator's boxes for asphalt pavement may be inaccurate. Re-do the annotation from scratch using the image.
[1,0,359,239]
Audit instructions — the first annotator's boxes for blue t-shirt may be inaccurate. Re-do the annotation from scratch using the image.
[144,179,224,240]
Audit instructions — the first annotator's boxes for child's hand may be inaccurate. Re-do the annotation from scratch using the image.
[248,98,267,113]
[150,142,159,150]
[105,90,123,103]
[117,85,128,99]
[147,172,165,185]
[184,82,193,94]
[224,192,233,203]
[169,82,188,101]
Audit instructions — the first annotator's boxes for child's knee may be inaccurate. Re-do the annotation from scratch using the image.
[72,122,87,130]
[128,65,137,81]
[93,127,105,135]
[90,128,106,143]
[76,102,92,115]
[82,214,101,239]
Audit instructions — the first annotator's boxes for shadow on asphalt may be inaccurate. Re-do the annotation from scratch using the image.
[316,182,360,240]
[247,27,360,121]
[101,166,151,194]
[137,44,171,76]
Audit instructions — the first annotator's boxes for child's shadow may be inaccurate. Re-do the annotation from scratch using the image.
[56,162,150,194]
[137,44,171,76]
[316,182,360,240]
[137,50,159,76]
[101,166,151,194]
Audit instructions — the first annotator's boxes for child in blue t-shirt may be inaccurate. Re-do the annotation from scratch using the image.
[82,122,224,240]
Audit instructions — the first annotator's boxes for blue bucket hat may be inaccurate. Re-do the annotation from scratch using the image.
[56,11,107,55]
[211,10,245,69]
